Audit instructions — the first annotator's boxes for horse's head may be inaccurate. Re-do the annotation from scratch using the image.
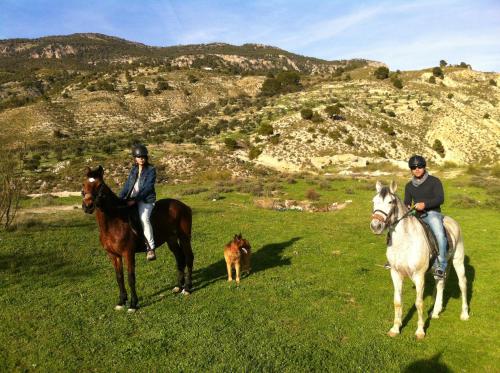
[370,180,398,234]
[82,166,105,214]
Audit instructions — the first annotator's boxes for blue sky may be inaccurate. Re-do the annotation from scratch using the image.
[1,0,499,71]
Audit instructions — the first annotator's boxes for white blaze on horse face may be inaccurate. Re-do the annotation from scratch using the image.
[88,177,95,183]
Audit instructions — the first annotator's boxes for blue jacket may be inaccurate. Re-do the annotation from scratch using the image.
[119,165,156,203]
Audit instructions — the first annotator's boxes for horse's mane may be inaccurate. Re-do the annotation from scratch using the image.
[98,181,128,216]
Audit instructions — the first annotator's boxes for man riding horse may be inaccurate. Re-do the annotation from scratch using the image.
[404,155,447,279]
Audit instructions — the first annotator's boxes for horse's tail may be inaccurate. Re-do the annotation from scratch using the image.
[180,203,192,239]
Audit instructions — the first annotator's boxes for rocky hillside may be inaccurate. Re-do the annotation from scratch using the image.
[0,34,498,193]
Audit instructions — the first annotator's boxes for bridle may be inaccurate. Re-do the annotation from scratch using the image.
[82,181,106,208]
[372,192,416,232]
[372,193,398,228]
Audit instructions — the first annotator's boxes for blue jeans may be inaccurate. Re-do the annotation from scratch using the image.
[421,211,447,271]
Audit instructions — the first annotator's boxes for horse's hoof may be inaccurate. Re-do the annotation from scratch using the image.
[114,305,125,311]
[415,332,425,340]
[127,308,137,313]
[172,286,182,294]
[387,330,399,338]
[431,312,440,319]
[460,313,470,321]
[181,289,191,295]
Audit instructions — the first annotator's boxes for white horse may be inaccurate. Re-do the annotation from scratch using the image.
[370,181,469,339]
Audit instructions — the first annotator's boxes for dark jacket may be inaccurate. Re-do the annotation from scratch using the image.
[404,175,444,212]
[119,165,156,203]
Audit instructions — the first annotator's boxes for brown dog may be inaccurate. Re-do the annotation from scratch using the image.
[224,234,251,283]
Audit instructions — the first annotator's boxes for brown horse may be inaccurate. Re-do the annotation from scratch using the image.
[81,166,194,311]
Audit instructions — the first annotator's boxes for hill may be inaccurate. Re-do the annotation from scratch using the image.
[0,33,498,193]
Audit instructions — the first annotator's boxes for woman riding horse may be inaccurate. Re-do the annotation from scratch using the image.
[82,165,194,312]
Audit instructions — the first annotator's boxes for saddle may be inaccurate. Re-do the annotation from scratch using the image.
[126,205,149,253]
[415,215,452,269]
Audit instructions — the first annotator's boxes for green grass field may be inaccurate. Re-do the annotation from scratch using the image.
[1,177,499,372]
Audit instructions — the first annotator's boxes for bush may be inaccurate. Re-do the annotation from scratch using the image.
[224,138,238,150]
[432,139,445,157]
[137,84,148,96]
[344,135,355,146]
[157,81,171,91]
[311,112,324,123]
[325,105,341,118]
[248,147,262,160]
[187,74,199,83]
[301,108,313,120]
[260,78,281,97]
[392,78,403,89]
[432,67,444,78]
[374,66,389,79]
[483,113,490,119]
[447,93,454,99]
[489,79,497,86]
[439,60,447,68]
[257,122,274,136]
[428,76,436,84]
[306,189,321,201]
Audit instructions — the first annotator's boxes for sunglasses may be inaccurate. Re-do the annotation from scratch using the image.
[410,166,424,170]
[135,156,146,159]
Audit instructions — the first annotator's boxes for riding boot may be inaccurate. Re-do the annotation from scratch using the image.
[145,241,156,261]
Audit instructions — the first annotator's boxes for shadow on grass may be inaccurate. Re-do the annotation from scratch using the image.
[191,236,301,292]
[403,352,451,373]
[401,255,475,332]
[0,250,95,285]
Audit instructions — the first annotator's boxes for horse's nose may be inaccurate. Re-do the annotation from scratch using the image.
[370,220,382,234]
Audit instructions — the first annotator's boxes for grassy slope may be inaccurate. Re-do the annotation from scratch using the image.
[0,178,498,372]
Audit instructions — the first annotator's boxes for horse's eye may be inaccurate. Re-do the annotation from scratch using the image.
[81,191,85,197]
[388,200,393,204]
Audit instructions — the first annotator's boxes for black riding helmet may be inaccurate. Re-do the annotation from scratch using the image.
[408,155,426,169]
[132,144,148,158]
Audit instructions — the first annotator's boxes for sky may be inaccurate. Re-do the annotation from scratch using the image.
[1,0,499,72]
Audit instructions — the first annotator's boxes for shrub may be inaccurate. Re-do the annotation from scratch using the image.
[248,147,262,160]
[311,112,324,123]
[447,93,454,99]
[386,110,396,117]
[268,134,280,144]
[428,76,436,84]
[224,138,238,150]
[325,105,341,118]
[432,139,445,157]
[137,84,148,96]
[439,60,447,68]
[432,67,444,78]
[374,66,389,79]
[157,81,171,91]
[392,78,403,89]
[187,74,198,83]
[489,79,497,86]
[260,78,281,96]
[483,113,491,119]
[257,122,274,136]
[306,189,321,201]
[301,108,313,120]
[344,135,355,146]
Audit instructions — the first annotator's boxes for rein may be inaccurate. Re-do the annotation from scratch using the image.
[372,193,416,232]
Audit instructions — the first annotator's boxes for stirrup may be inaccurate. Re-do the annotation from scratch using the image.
[383,261,391,270]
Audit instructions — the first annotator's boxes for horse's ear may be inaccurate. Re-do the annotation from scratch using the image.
[238,233,242,239]
[85,166,91,177]
[390,180,397,193]
[96,165,104,178]
[376,181,382,193]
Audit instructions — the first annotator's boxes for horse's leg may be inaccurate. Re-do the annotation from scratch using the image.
[111,255,127,310]
[431,278,445,319]
[453,256,469,320]
[124,250,138,311]
[179,235,194,293]
[167,237,185,293]
[413,274,426,339]
[388,269,403,337]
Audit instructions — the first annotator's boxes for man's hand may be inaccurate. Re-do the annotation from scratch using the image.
[127,199,136,207]
[415,202,425,211]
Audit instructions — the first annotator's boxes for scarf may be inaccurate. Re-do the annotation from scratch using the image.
[412,171,429,187]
